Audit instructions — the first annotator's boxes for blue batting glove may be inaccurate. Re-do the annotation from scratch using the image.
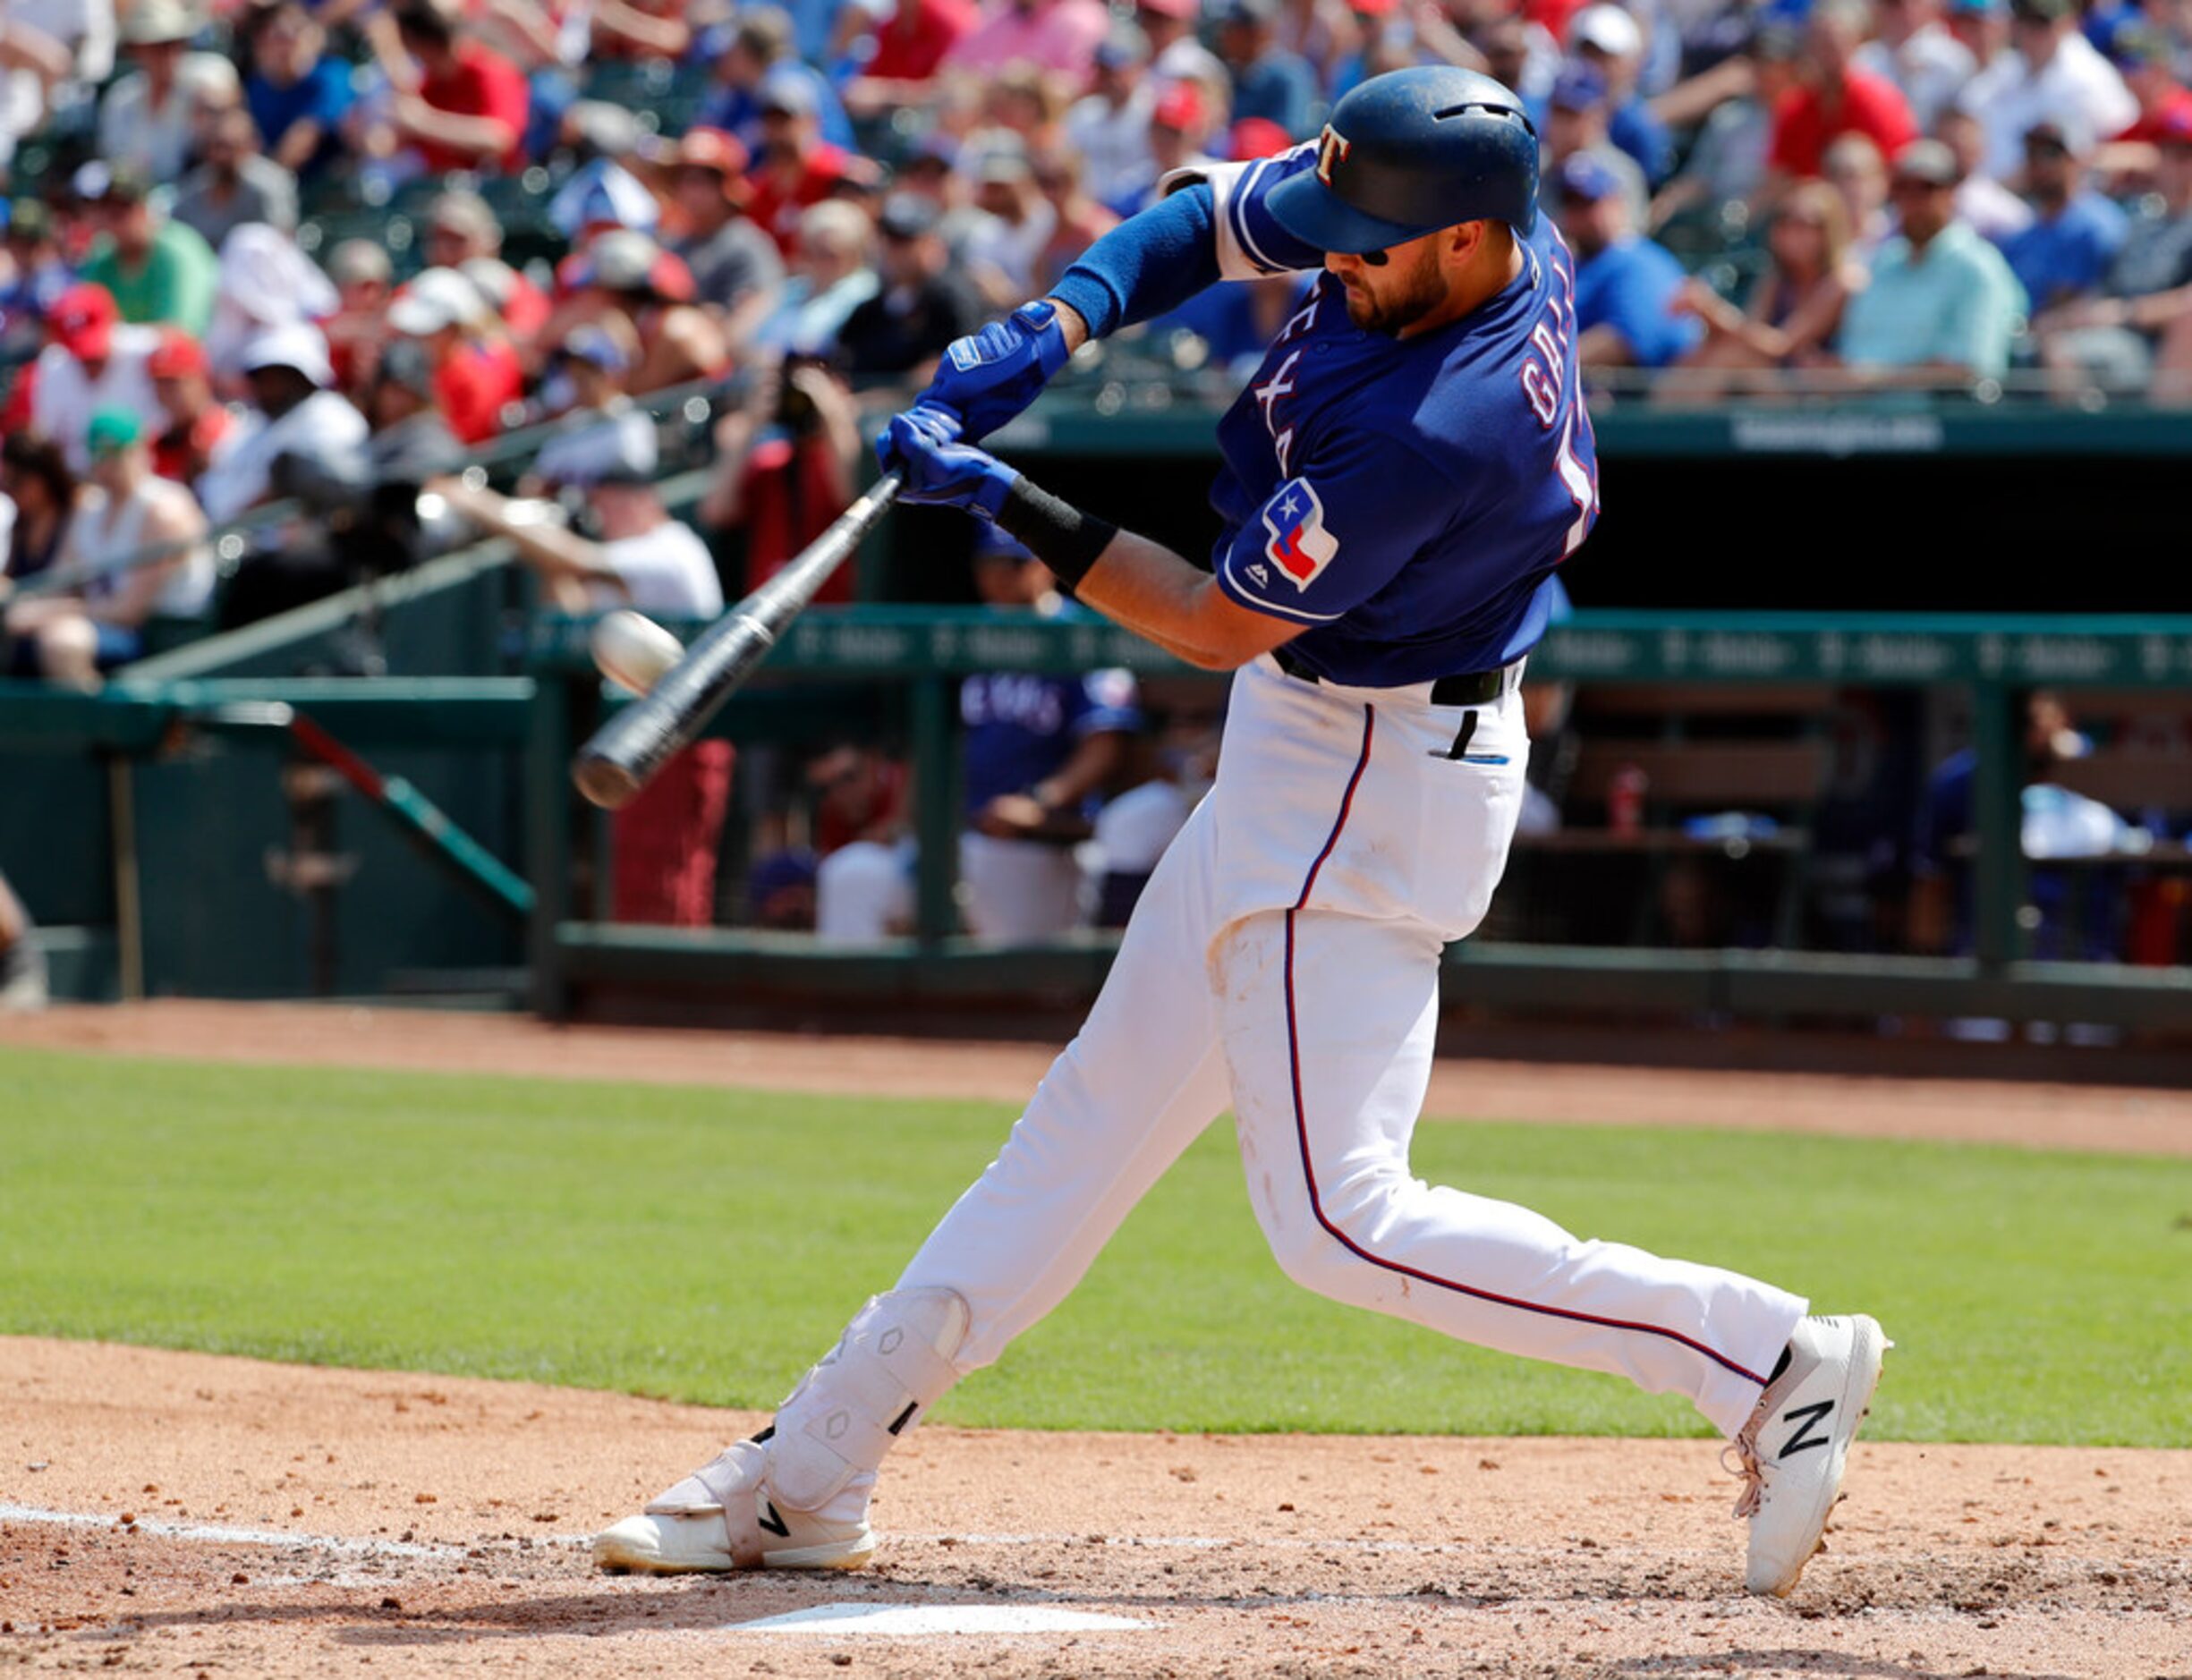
[878,403,1020,520]
[919,301,1072,442]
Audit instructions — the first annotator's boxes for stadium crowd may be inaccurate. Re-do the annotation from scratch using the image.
[1,0,2188,963]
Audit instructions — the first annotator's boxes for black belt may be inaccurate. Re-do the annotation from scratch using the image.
[1272,645,1509,708]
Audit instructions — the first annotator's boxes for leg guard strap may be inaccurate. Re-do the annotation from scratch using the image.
[771,1286,970,1511]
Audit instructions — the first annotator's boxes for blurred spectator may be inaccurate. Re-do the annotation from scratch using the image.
[4,407,209,687]
[1938,106,2035,239]
[0,869,45,1011]
[421,189,553,345]
[1559,149,1702,372]
[2035,109,2192,397]
[1994,120,2127,310]
[0,4,97,183]
[1569,4,1674,187]
[1215,0,1318,140]
[1032,145,1118,291]
[815,530,1140,945]
[1764,0,1917,191]
[14,284,165,472]
[75,163,218,335]
[1822,131,1897,260]
[0,434,77,586]
[942,0,1110,82]
[838,192,990,377]
[559,230,731,395]
[197,324,366,528]
[1651,26,1801,233]
[1663,180,1863,396]
[548,156,662,242]
[745,73,876,258]
[145,327,237,485]
[1833,139,2026,383]
[242,1,354,180]
[173,106,300,250]
[966,144,1051,300]
[1544,64,1649,212]
[360,337,465,481]
[387,267,523,445]
[752,199,879,358]
[844,0,980,117]
[1958,0,2136,182]
[701,9,855,154]
[529,322,658,491]
[365,0,531,179]
[697,355,862,600]
[663,129,785,352]
[1066,21,1159,204]
[981,61,1073,153]
[97,0,240,182]
[1852,0,1976,130]
[430,462,722,617]
[590,0,692,63]
[2100,27,2192,176]
[1137,0,1228,96]
[321,239,395,397]
[0,202,72,363]
[1108,77,1218,215]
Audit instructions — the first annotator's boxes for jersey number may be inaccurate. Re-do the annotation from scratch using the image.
[1555,407,1598,558]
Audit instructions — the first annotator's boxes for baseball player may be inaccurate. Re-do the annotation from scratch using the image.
[597,68,1889,1598]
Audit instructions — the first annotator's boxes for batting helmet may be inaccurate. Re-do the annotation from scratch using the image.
[1265,67,1540,253]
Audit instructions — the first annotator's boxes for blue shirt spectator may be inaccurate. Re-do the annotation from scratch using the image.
[1992,121,2128,310]
[243,3,355,180]
[1557,151,1703,369]
[1215,0,1319,140]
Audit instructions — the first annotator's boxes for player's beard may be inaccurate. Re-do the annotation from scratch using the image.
[1338,242,1449,338]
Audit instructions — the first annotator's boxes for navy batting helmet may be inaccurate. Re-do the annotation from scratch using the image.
[1265,67,1539,252]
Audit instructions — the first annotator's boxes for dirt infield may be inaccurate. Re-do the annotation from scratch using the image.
[6,999,2192,1155]
[4,1340,2188,1679]
[4,1003,2190,1676]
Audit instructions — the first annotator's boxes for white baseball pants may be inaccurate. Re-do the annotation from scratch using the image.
[892,656,1806,1438]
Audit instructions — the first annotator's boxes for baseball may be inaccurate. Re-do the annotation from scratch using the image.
[590,610,684,698]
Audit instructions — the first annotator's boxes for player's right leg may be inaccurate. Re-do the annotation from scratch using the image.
[595,800,1234,1574]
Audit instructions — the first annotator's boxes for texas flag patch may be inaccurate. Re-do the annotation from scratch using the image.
[1260,479,1338,591]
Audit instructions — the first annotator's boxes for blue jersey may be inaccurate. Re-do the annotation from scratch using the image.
[1189,147,1601,687]
[961,666,1142,813]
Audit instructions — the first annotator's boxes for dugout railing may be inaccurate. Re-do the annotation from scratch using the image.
[526,607,2192,1031]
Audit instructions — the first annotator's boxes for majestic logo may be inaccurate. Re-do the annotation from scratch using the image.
[1315,124,1351,186]
[1779,1400,1835,1460]
[1261,479,1338,590]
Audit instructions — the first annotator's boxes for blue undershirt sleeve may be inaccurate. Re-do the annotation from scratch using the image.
[1048,183,1226,341]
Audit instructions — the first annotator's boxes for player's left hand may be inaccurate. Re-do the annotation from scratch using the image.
[876,403,1020,520]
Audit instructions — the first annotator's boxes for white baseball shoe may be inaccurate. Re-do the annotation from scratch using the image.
[1727,1312,1890,1597]
[593,1435,873,1574]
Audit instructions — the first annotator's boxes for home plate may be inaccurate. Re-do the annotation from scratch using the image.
[731,1603,1155,1636]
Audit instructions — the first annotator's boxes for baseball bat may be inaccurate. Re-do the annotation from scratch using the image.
[570,471,904,810]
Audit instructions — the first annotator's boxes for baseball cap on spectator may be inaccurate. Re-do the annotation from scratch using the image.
[387,267,489,335]
[374,338,438,399]
[1559,150,1626,202]
[1570,4,1643,57]
[1228,117,1293,161]
[326,238,394,291]
[1551,64,1610,113]
[568,229,695,301]
[551,323,631,370]
[1137,0,1198,16]
[72,159,152,205]
[85,407,143,459]
[2111,27,2171,68]
[146,327,209,380]
[241,322,336,386]
[2022,119,2075,156]
[119,0,200,46]
[758,69,819,118]
[1151,81,1207,132]
[901,132,959,175]
[49,284,119,360]
[2158,107,2192,148]
[592,459,656,490]
[877,192,941,241]
[428,189,500,246]
[4,199,53,245]
[1095,20,1151,67]
[1349,0,1397,14]
[978,143,1034,185]
[1216,0,1280,25]
[1946,0,2005,14]
[1890,139,1960,186]
[2009,0,2070,20]
[548,158,660,240]
[677,127,751,178]
[458,256,523,313]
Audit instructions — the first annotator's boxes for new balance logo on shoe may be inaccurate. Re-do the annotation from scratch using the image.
[1779,1399,1835,1459]
[758,1501,791,1539]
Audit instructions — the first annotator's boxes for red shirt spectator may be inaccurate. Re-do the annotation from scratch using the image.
[414,41,531,174]
[1769,69,1917,179]
[2117,88,2192,145]
[864,0,980,81]
[434,338,524,444]
[145,328,236,484]
[747,140,860,255]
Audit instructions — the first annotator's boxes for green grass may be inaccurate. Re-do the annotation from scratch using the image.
[2,1045,2187,1447]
